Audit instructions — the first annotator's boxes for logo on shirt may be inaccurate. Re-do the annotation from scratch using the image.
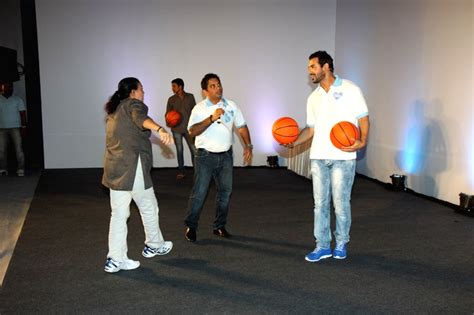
[333,91,343,100]
[219,99,234,123]
[221,109,234,123]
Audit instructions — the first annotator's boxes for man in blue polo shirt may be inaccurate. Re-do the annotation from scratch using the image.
[289,51,370,262]
[0,82,26,176]
[184,73,253,242]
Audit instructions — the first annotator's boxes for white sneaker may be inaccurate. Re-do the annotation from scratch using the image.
[104,257,140,273]
[17,169,25,177]
[142,241,173,258]
[0,169,8,176]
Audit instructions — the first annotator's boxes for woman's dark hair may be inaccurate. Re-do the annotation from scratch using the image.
[201,73,220,90]
[309,51,334,72]
[105,77,140,114]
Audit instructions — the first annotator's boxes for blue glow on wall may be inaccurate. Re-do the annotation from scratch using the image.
[252,93,285,154]
[400,127,424,173]
[399,102,428,174]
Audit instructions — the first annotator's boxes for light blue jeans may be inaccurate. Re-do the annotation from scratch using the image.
[311,159,356,248]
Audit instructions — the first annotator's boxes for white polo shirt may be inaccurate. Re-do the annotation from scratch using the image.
[307,76,368,160]
[188,98,246,153]
[0,95,26,129]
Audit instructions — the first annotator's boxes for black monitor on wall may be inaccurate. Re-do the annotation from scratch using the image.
[0,46,20,83]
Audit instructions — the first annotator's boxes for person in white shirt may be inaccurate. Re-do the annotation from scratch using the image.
[289,51,370,262]
[184,73,253,242]
[0,82,27,176]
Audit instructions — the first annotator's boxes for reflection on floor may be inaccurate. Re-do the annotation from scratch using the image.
[0,171,40,286]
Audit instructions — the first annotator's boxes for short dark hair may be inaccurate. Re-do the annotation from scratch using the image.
[309,51,334,72]
[201,73,221,90]
[171,78,184,88]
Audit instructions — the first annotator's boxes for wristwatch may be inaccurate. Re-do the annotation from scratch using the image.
[246,143,253,150]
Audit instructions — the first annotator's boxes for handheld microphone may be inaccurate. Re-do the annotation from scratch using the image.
[217,111,223,124]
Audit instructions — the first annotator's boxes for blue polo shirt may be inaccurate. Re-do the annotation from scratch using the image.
[0,95,26,128]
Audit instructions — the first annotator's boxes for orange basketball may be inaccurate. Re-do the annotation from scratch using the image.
[330,121,359,149]
[272,117,299,144]
[165,110,181,127]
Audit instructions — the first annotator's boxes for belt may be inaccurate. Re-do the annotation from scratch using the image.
[197,147,232,155]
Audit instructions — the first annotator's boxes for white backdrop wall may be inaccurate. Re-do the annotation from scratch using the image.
[335,0,473,204]
[36,0,337,169]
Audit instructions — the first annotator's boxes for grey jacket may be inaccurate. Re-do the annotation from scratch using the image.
[102,98,153,190]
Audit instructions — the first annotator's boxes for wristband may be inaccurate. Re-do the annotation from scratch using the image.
[209,115,213,123]
[156,126,163,132]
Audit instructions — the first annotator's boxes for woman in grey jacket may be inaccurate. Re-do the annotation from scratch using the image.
[102,77,173,273]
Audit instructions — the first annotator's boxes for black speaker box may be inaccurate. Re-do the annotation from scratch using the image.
[457,193,474,217]
[0,46,20,82]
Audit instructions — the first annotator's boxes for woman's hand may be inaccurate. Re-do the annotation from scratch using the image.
[158,128,174,145]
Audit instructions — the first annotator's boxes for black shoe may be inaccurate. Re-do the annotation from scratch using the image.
[213,227,232,238]
[185,227,196,242]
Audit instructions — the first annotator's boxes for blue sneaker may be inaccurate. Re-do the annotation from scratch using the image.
[333,243,347,259]
[305,247,332,262]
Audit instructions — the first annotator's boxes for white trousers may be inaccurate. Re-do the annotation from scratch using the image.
[107,156,164,261]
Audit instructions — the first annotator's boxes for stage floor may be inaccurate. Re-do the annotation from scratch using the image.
[1,168,473,313]
[0,171,40,286]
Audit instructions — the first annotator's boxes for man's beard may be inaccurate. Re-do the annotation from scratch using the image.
[312,73,323,84]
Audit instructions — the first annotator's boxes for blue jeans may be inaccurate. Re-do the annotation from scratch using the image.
[311,159,356,248]
[172,131,195,171]
[0,128,25,171]
[185,148,233,230]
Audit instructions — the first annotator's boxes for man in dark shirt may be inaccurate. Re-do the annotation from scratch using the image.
[166,78,196,179]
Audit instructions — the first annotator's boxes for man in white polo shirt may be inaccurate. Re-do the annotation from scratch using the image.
[184,73,253,242]
[289,51,369,262]
[0,82,27,176]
